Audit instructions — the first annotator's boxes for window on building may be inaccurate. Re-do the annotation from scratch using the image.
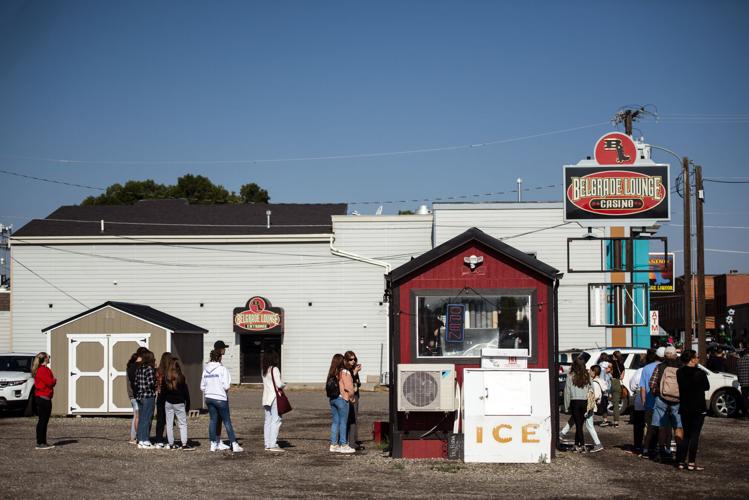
[416,294,532,358]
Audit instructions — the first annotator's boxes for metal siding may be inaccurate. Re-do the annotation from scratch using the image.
[0,310,9,352]
[12,242,387,384]
[433,204,606,350]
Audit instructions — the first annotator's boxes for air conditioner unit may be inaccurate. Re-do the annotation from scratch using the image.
[397,364,456,412]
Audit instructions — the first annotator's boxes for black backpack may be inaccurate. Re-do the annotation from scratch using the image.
[325,375,340,399]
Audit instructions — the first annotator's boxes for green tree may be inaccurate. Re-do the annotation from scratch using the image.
[239,182,270,203]
[80,175,270,205]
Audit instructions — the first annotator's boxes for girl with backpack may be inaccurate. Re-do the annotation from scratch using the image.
[261,350,286,452]
[135,350,157,448]
[563,358,602,452]
[32,352,56,450]
[676,349,709,471]
[163,356,193,450]
[326,353,356,454]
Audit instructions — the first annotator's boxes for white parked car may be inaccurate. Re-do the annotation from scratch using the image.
[572,347,741,418]
[0,353,36,415]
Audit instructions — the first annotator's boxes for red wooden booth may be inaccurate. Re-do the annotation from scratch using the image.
[386,228,562,459]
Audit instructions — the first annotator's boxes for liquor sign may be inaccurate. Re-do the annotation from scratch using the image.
[445,304,465,342]
[563,165,670,225]
[649,252,675,293]
[233,296,284,334]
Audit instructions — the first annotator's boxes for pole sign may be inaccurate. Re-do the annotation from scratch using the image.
[649,310,660,336]
[594,132,638,165]
[563,165,670,225]
[649,252,675,293]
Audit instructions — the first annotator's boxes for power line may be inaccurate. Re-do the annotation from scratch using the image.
[11,256,88,307]
[703,179,749,184]
[0,122,610,166]
[0,168,105,191]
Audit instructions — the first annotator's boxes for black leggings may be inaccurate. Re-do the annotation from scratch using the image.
[155,396,166,441]
[36,397,52,445]
[676,412,705,464]
[631,410,645,450]
[570,400,587,447]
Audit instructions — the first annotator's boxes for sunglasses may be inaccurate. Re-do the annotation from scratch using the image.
[347,358,357,362]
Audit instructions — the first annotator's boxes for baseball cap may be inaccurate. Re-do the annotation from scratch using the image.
[655,346,666,358]
[664,346,677,357]
[214,340,229,350]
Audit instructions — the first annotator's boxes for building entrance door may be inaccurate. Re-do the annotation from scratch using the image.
[240,336,282,383]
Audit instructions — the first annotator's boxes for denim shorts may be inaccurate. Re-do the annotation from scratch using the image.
[652,397,682,428]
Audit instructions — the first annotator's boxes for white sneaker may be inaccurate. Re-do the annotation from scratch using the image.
[338,444,356,454]
[217,441,231,451]
[210,442,218,452]
[329,444,340,452]
[231,442,244,453]
[267,447,285,453]
[155,442,165,449]
[137,441,154,449]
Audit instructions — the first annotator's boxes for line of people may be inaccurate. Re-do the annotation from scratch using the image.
[562,346,710,471]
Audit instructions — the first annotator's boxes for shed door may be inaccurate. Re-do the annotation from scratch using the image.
[108,335,150,413]
[68,336,108,414]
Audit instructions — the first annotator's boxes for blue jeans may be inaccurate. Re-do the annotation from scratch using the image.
[330,397,350,445]
[206,398,237,443]
[263,400,283,449]
[137,397,155,442]
[652,397,682,428]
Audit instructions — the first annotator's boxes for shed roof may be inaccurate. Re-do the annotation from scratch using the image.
[42,301,208,334]
[387,227,561,284]
[14,199,347,237]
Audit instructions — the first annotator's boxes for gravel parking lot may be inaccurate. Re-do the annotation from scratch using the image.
[1,386,748,499]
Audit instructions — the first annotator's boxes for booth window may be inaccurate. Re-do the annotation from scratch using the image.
[416,294,532,358]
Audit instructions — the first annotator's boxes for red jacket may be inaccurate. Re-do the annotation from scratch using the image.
[34,365,57,399]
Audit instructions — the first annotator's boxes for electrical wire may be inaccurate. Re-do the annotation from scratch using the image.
[0,168,105,191]
[0,122,610,166]
[11,256,89,308]
[703,179,749,184]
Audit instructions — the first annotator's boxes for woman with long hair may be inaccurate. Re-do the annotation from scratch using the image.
[261,350,285,452]
[676,349,710,471]
[163,356,193,450]
[135,349,157,448]
[32,352,56,450]
[154,351,173,448]
[563,358,595,452]
[126,348,147,444]
[200,349,243,452]
[344,350,363,450]
[326,353,356,454]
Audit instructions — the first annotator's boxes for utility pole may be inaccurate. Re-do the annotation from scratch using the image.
[695,165,706,363]
[683,157,693,350]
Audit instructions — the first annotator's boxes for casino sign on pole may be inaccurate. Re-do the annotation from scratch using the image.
[563,132,671,226]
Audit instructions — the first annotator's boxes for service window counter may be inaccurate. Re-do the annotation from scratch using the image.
[385,228,561,459]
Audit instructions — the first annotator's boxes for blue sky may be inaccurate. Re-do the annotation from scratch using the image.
[1,0,748,274]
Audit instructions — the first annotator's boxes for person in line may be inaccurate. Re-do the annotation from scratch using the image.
[585,366,604,453]
[706,348,726,373]
[649,345,683,462]
[261,350,285,452]
[610,351,625,428]
[154,351,173,448]
[594,361,611,427]
[639,347,664,459]
[201,349,243,452]
[326,353,356,454]
[562,358,602,452]
[676,349,710,471]
[344,350,363,450]
[737,349,749,419]
[213,340,229,446]
[135,349,157,449]
[163,356,193,450]
[126,347,147,444]
[628,354,646,454]
[32,352,56,450]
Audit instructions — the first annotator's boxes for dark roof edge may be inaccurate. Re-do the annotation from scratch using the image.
[41,301,208,334]
[387,227,561,284]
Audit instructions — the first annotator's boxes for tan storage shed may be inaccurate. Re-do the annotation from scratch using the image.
[42,301,207,416]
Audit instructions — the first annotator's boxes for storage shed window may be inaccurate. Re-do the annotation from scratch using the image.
[416,294,531,358]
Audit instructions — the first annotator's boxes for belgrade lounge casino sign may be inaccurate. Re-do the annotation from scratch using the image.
[563,132,670,223]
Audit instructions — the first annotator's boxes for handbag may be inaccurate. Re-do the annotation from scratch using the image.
[271,368,292,416]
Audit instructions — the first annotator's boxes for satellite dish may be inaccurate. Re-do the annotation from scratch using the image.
[375,205,383,216]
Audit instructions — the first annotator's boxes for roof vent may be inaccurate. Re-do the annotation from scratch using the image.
[415,205,430,215]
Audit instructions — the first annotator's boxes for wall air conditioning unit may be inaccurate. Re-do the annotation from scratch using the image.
[397,364,456,412]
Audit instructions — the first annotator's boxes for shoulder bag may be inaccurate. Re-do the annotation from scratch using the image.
[271,368,292,415]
